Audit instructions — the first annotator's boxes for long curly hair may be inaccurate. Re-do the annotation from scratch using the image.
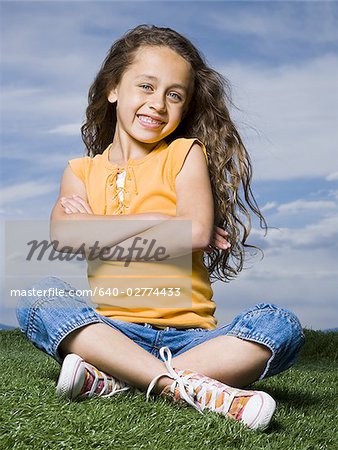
[81,24,268,283]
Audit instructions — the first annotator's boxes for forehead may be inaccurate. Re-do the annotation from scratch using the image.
[125,45,193,89]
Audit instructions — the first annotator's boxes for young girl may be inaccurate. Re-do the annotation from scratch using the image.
[16,24,305,431]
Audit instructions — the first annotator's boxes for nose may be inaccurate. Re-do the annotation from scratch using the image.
[148,91,166,112]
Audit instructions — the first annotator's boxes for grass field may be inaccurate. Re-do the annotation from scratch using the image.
[0,328,337,450]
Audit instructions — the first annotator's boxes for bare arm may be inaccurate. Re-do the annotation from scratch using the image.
[49,164,172,253]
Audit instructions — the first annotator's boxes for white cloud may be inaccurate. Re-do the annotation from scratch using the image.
[1,5,135,87]
[218,54,338,180]
[213,262,337,331]
[0,181,59,206]
[261,201,277,212]
[1,4,337,173]
[277,200,337,214]
[326,172,338,181]
[329,190,338,201]
[0,87,44,98]
[1,87,86,132]
[1,148,85,170]
[212,215,338,330]
[250,215,338,250]
[48,123,82,136]
[209,2,338,43]
[4,54,338,170]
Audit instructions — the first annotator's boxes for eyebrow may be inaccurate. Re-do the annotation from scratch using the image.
[135,74,188,92]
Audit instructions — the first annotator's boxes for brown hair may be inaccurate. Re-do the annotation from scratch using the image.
[81,24,267,283]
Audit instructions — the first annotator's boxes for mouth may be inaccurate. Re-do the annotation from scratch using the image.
[137,114,166,127]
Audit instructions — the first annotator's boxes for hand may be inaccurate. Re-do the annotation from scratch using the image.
[204,226,231,253]
[60,195,93,214]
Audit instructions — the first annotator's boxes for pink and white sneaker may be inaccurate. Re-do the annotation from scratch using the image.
[56,353,130,400]
[146,347,276,430]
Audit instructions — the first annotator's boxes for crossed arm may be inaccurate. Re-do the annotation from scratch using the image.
[58,194,230,255]
[50,143,230,258]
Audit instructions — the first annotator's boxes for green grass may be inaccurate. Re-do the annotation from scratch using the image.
[0,329,337,450]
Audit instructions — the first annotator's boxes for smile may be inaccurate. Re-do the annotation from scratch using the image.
[137,115,165,128]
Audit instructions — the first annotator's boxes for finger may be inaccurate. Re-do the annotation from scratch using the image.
[215,236,230,245]
[61,195,86,206]
[60,199,78,213]
[214,229,230,245]
[61,198,86,213]
[68,199,88,213]
[215,226,228,237]
[213,234,224,247]
[215,226,229,235]
[61,196,75,202]
[71,195,93,214]
[215,238,231,249]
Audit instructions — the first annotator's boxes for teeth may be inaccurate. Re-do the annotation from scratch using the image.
[138,115,162,124]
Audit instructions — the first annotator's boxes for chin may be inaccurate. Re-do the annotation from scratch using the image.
[131,132,165,144]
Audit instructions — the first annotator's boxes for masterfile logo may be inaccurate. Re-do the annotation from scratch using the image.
[5,219,193,309]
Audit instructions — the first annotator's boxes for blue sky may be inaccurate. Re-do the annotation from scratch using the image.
[1,1,337,329]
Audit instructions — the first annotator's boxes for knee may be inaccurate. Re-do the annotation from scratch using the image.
[16,276,66,333]
[274,304,304,341]
[247,302,306,352]
[263,303,305,353]
[16,276,62,308]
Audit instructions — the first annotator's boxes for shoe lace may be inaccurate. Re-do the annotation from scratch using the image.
[185,375,239,415]
[146,346,243,415]
[84,363,130,398]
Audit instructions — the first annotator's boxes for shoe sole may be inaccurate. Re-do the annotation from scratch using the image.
[56,353,83,400]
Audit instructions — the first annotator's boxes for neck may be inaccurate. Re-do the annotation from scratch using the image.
[109,128,162,165]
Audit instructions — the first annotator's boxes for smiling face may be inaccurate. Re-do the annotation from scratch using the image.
[107,45,194,144]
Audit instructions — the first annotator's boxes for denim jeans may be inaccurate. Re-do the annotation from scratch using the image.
[16,276,306,382]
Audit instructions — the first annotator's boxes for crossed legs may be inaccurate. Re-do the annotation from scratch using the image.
[58,322,272,394]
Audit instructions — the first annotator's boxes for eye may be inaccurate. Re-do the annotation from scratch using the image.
[140,84,152,91]
[168,92,182,101]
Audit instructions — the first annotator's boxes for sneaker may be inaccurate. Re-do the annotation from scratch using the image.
[56,353,130,400]
[146,346,276,430]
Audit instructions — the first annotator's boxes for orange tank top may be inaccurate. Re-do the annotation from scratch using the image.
[68,137,217,329]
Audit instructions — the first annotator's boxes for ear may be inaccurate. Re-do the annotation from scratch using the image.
[107,87,118,104]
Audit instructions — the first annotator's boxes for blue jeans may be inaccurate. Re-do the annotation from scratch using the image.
[16,276,306,383]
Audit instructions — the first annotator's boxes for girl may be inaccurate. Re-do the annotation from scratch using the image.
[16,24,305,431]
